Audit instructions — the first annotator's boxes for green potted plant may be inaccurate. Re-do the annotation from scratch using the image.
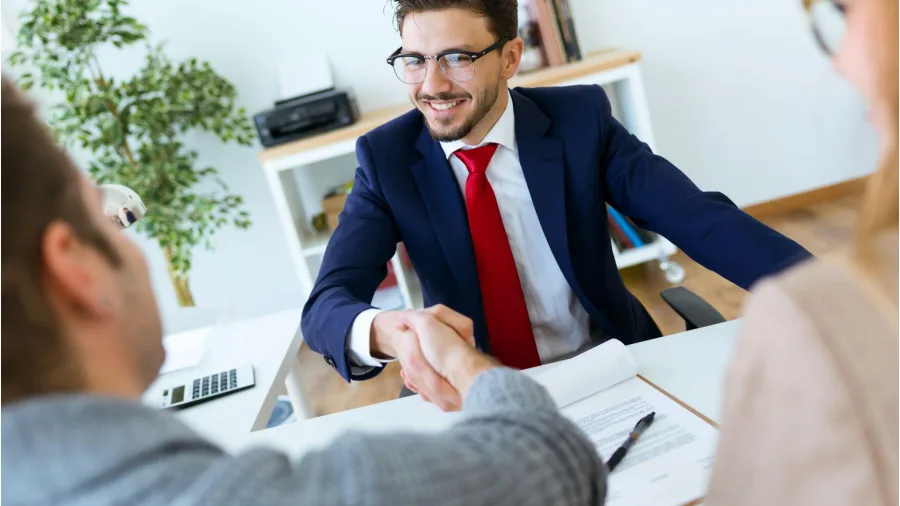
[8,0,256,307]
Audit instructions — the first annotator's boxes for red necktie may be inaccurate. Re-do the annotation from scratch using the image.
[455,144,542,370]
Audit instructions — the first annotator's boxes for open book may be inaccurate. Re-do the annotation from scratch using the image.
[527,339,719,506]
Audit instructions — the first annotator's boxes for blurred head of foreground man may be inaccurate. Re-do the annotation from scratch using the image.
[0,76,606,506]
[1,81,165,405]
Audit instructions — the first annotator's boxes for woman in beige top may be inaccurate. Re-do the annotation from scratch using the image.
[706,0,898,505]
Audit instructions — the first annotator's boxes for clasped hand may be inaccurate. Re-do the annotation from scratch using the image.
[371,305,496,412]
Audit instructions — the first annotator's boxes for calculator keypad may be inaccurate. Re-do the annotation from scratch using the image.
[162,366,253,409]
[187,368,240,401]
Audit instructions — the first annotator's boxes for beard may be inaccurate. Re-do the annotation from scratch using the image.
[418,81,502,143]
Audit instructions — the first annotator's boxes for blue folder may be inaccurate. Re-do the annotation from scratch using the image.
[607,206,645,248]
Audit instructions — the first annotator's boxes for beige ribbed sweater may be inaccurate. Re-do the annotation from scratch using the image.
[707,231,898,506]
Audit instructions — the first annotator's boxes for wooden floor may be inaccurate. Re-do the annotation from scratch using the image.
[295,193,862,417]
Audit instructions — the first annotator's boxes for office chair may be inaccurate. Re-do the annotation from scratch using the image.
[659,286,726,331]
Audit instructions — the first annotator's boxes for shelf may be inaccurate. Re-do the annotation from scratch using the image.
[404,270,425,310]
[301,231,426,310]
[301,230,331,257]
[371,285,406,311]
[612,238,677,269]
[410,284,424,310]
[258,105,411,167]
[510,48,640,88]
[257,48,642,168]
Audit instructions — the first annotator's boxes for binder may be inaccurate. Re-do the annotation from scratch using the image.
[608,205,645,248]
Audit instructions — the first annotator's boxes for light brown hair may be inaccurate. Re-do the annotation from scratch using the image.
[853,0,899,268]
[1,76,120,403]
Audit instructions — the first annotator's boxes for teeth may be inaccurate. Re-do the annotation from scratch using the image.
[431,101,460,111]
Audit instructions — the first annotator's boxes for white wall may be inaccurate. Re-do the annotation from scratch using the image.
[1,0,878,321]
[1,0,408,321]
[569,0,878,206]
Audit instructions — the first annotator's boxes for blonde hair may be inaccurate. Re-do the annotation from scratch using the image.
[853,0,899,269]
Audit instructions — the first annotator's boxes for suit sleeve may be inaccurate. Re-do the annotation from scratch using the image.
[595,87,812,290]
[301,135,401,382]
[214,369,607,506]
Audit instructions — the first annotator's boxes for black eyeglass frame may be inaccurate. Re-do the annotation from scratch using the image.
[386,38,511,83]
[804,0,846,56]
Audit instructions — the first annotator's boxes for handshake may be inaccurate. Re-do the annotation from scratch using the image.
[370,305,500,411]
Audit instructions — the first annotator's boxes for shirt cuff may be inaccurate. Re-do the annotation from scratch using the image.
[348,308,395,367]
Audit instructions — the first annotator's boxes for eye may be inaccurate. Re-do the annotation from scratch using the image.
[400,56,425,69]
[442,53,474,68]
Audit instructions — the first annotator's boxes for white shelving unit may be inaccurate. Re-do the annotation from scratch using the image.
[257,49,682,308]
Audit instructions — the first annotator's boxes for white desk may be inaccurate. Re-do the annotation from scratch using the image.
[629,319,741,423]
[143,308,311,449]
[233,320,743,457]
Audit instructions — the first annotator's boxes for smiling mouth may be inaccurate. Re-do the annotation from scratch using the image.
[424,99,466,112]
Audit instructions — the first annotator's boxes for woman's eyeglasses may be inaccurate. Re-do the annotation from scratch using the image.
[100,184,147,230]
[805,0,847,56]
[386,38,510,84]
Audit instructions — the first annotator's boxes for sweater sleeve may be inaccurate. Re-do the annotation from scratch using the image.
[705,280,883,506]
[206,368,607,506]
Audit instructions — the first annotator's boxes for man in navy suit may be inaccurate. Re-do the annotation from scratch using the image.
[302,0,811,410]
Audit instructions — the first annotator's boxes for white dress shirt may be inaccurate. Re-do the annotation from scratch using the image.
[349,90,592,368]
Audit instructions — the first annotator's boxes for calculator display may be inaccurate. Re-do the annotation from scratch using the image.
[171,386,185,404]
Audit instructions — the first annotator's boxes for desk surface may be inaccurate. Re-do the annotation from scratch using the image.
[257,48,642,164]
[235,320,742,457]
[629,319,741,423]
[144,309,304,448]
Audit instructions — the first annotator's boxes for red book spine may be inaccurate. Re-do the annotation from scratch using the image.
[607,213,634,250]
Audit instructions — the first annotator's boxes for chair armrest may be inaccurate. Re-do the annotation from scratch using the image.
[660,286,726,331]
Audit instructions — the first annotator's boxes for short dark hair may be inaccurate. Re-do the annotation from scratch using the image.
[1,75,120,403]
[392,0,519,41]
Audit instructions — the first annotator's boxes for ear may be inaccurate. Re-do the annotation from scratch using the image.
[42,221,112,316]
[501,38,525,80]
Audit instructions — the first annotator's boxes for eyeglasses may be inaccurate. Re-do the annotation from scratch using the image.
[386,38,510,84]
[100,183,147,230]
[804,0,846,55]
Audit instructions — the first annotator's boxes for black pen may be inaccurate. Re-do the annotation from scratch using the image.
[605,411,656,472]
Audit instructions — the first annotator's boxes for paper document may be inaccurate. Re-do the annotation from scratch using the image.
[158,326,211,375]
[528,340,718,506]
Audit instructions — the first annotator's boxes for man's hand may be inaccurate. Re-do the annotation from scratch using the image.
[398,311,498,398]
[390,328,463,410]
[370,305,478,411]
[370,305,475,357]
[402,304,476,347]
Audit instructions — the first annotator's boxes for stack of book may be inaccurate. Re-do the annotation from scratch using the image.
[518,0,582,73]
[607,205,657,252]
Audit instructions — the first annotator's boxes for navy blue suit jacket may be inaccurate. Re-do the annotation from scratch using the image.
[301,85,811,381]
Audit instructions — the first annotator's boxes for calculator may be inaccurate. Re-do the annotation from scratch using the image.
[158,365,256,409]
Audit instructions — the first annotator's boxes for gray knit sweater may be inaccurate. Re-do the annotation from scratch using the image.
[2,368,607,506]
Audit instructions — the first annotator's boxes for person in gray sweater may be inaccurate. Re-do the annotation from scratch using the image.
[0,77,607,504]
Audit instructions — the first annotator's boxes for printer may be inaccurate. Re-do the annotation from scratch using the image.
[253,88,359,148]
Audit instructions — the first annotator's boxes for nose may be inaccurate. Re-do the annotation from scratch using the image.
[419,58,453,97]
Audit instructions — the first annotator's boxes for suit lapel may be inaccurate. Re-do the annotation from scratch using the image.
[511,91,580,292]
[410,127,488,350]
